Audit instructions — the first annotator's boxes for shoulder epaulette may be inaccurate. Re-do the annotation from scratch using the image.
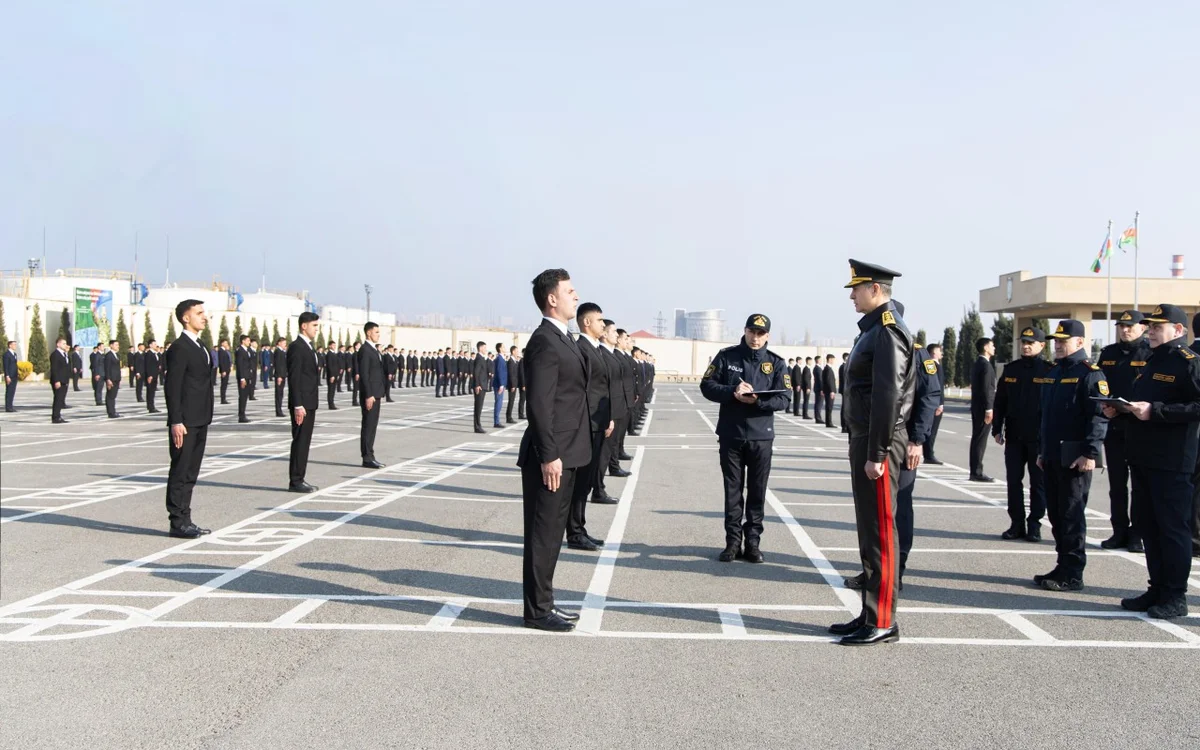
[1180,348,1196,360]
[881,310,897,327]
[1089,364,1101,371]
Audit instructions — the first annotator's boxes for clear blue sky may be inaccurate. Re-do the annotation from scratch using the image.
[2,1,1197,340]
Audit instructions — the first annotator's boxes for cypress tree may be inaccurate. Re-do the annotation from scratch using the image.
[940,327,957,388]
[115,309,133,366]
[0,299,8,351]
[218,315,230,345]
[199,318,214,350]
[991,313,1014,363]
[956,306,985,388]
[28,304,50,374]
[232,316,243,345]
[165,315,177,345]
[142,311,156,345]
[56,306,72,346]
[248,317,259,343]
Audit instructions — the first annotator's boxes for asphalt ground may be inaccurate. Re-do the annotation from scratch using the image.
[1,381,1198,749]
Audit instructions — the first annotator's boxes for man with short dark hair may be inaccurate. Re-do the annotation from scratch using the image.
[90,341,106,406]
[492,342,509,428]
[1098,311,1151,553]
[217,339,232,404]
[144,339,161,413]
[993,327,1051,542]
[2,340,17,412]
[800,356,813,418]
[273,337,288,418]
[788,358,801,416]
[164,299,215,538]
[288,312,322,493]
[104,339,122,418]
[519,268,590,632]
[506,346,521,423]
[472,341,489,433]
[600,320,629,478]
[811,355,824,424]
[50,337,71,423]
[71,344,83,391]
[133,343,147,401]
[822,353,838,427]
[358,322,386,468]
[325,342,341,409]
[924,344,946,463]
[567,302,616,551]
[970,337,997,481]
[235,335,253,423]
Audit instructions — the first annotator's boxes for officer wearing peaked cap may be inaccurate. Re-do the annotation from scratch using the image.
[993,325,1052,542]
[700,313,792,564]
[830,260,915,646]
[1034,319,1109,593]
[1104,304,1200,619]
[1096,310,1151,553]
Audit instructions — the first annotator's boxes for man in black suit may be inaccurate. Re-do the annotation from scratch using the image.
[273,337,288,417]
[288,312,322,493]
[247,340,258,400]
[104,339,122,418]
[407,350,416,388]
[568,303,618,552]
[90,341,106,405]
[50,337,71,423]
[234,335,252,423]
[811,358,824,423]
[217,339,232,404]
[970,337,997,482]
[519,268,591,632]
[2,341,16,412]
[70,344,83,391]
[823,353,838,427]
[800,357,813,418]
[517,350,528,419]
[612,330,636,463]
[923,343,946,464]
[349,341,361,407]
[788,358,800,416]
[839,352,850,433]
[144,340,161,413]
[471,342,490,433]
[132,343,146,401]
[382,346,396,402]
[358,322,386,469]
[325,342,341,409]
[164,300,215,538]
[600,321,630,477]
[505,345,521,423]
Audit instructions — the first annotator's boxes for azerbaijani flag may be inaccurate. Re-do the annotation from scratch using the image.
[1091,227,1113,273]
[1118,224,1137,251]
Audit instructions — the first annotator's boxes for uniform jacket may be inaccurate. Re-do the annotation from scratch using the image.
[907,346,943,445]
[217,348,232,374]
[699,339,791,441]
[993,355,1052,443]
[235,347,253,381]
[600,347,627,420]
[1120,339,1200,472]
[273,348,287,381]
[494,355,509,390]
[1038,349,1108,465]
[843,300,916,462]
[800,365,812,390]
[104,350,122,383]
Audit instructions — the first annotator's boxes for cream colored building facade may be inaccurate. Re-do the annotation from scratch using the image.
[980,270,1200,346]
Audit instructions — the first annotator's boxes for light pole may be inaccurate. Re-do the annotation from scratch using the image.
[364,284,373,320]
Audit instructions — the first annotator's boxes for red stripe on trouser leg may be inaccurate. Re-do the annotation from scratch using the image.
[875,462,894,629]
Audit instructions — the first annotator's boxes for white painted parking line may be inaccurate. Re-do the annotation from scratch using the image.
[578,446,646,634]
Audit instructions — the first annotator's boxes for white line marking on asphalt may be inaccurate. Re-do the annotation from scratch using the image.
[272,598,326,625]
[765,489,859,612]
[717,606,747,637]
[577,446,646,635]
[998,612,1056,642]
[678,388,695,405]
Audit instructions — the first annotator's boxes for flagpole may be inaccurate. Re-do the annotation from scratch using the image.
[1133,210,1140,310]
[1106,219,1113,345]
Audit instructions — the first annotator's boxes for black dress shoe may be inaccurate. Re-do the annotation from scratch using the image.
[742,544,764,564]
[52,418,67,424]
[968,474,995,483]
[839,624,900,646]
[1127,536,1145,553]
[843,572,866,590]
[1001,526,1025,541]
[1100,533,1128,550]
[618,453,633,461]
[148,408,160,413]
[276,411,285,418]
[329,405,338,410]
[718,544,741,562]
[828,613,866,636]
[590,494,619,505]
[238,417,251,423]
[362,460,384,469]
[168,524,212,539]
[221,400,229,405]
[506,419,516,424]
[924,457,944,465]
[587,535,605,547]
[568,537,599,552]
[552,608,580,622]
[1041,577,1084,592]
[474,427,487,434]
[108,413,121,418]
[608,468,631,478]
[524,613,575,632]
[494,423,503,428]
[1024,525,1042,543]
[288,482,318,493]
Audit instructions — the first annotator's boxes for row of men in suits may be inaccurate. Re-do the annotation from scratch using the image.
[517,269,657,632]
[787,354,848,429]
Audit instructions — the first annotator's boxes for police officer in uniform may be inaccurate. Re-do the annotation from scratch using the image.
[1105,305,1200,619]
[992,326,1052,542]
[1033,319,1108,593]
[829,260,914,646]
[699,314,791,564]
[1097,310,1150,553]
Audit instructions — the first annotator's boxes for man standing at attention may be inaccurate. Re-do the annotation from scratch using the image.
[518,269,590,632]
[288,312,322,494]
[970,337,997,482]
[164,300,215,538]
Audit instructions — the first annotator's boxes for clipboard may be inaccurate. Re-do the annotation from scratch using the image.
[1090,396,1133,413]
[748,389,790,396]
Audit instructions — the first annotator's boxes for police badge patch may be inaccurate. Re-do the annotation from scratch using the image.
[703,364,716,378]
[783,373,792,389]
[761,362,773,375]
[1098,380,1110,396]
[924,359,937,375]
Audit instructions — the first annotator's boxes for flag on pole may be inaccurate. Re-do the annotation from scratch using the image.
[1091,226,1114,273]
[1118,223,1137,251]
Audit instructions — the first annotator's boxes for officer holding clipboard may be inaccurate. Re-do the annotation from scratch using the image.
[700,314,792,563]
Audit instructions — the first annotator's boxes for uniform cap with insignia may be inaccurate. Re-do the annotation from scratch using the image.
[1116,310,1144,326]
[1019,326,1046,343]
[744,313,771,332]
[1142,303,1187,326]
[845,259,902,289]
[1047,319,1085,339]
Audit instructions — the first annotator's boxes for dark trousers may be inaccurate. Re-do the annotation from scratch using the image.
[823,394,834,427]
[408,371,415,387]
[718,438,773,547]
[473,390,486,429]
[518,388,527,419]
[969,410,989,476]
[568,430,604,540]
[136,376,144,401]
[812,391,823,421]
[93,376,104,405]
[1004,438,1045,529]
[1131,466,1193,598]
[924,412,942,460]
[1044,460,1092,578]
[849,432,903,629]
[436,375,445,397]
[383,377,392,401]
[273,381,284,415]
[522,461,577,620]
[1104,431,1138,538]
[896,465,917,573]
[607,417,627,471]
[166,424,208,528]
[337,374,343,392]
[792,389,801,416]
[52,384,67,421]
[128,369,135,387]
[220,373,229,403]
[351,375,359,406]
[146,381,158,412]
[238,383,249,418]
[327,379,337,409]
[5,380,15,410]
[1192,458,1200,557]
[72,374,80,391]
[506,389,516,422]
[289,408,315,485]
[248,377,256,400]
[802,390,810,418]
[106,382,119,416]
[360,397,380,461]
